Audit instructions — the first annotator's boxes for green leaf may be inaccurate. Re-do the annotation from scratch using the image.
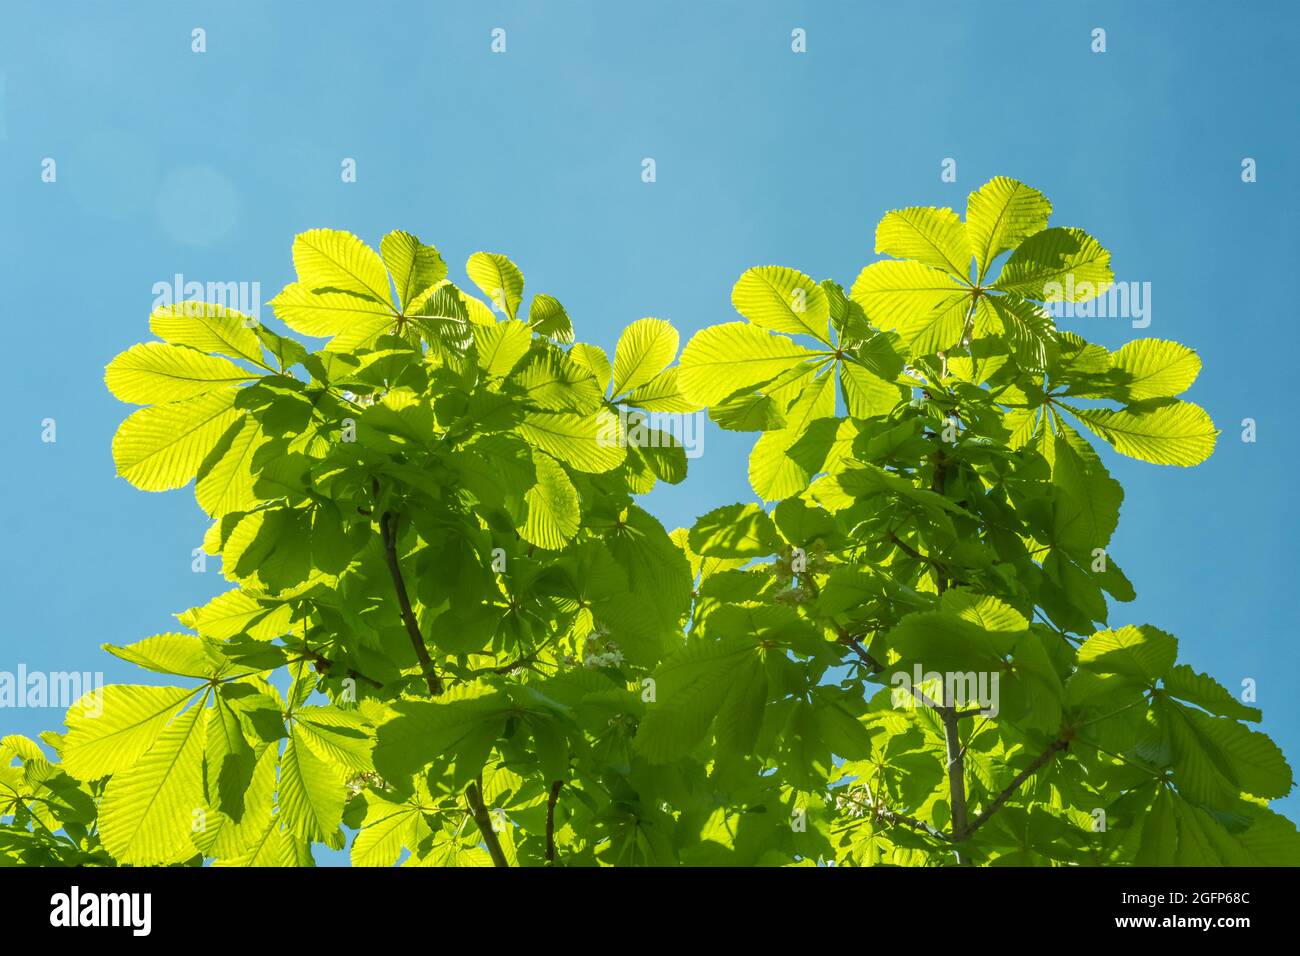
[839,359,904,418]
[875,206,971,277]
[636,638,760,763]
[849,260,970,353]
[373,683,509,781]
[623,367,699,413]
[1110,339,1202,401]
[1077,624,1176,684]
[352,792,430,867]
[466,252,524,319]
[678,322,823,406]
[62,685,199,780]
[279,735,346,849]
[292,228,391,303]
[380,230,447,311]
[149,302,264,366]
[748,370,837,500]
[709,390,787,431]
[106,342,256,405]
[177,588,292,641]
[688,504,779,558]
[993,227,1113,301]
[519,451,581,549]
[965,177,1052,281]
[474,320,532,377]
[113,390,242,491]
[1047,421,1123,557]
[731,265,831,343]
[1068,400,1217,467]
[519,410,626,473]
[98,699,208,864]
[1163,664,1261,722]
[1159,699,1293,808]
[103,633,215,679]
[612,317,678,396]
[268,282,394,341]
[527,293,575,343]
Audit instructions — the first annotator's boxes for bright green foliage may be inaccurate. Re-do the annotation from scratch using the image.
[2,186,1293,868]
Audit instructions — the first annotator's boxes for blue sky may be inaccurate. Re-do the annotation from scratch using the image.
[1,0,1296,856]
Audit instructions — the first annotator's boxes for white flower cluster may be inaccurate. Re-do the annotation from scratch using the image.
[834,787,871,819]
[345,771,386,797]
[582,628,624,670]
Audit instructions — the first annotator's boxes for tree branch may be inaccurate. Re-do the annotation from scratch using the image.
[955,738,1068,842]
[938,705,969,863]
[378,510,442,697]
[465,775,509,868]
[545,780,563,864]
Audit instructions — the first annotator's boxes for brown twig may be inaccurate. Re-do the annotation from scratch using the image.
[545,780,563,864]
[378,509,442,697]
[955,738,1069,841]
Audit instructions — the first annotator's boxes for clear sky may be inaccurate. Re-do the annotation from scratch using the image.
[1,0,1296,861]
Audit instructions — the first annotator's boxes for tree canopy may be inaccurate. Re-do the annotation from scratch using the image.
[2,179,1293,867]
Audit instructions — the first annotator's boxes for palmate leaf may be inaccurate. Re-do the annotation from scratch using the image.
[874,206,971,277]
[380,230,446,312]
[1109,338,1202,401]
[1158,699,1293,808]
[612,317,678,396]
[62,684,201,780]
[993,227,1113,301]
[466,251,524,319]
[519,409,626,473]
[1066,400,1217,466]
[635,637,762,763]
[965,177,1052,281]
[268,282,395,340]
[98,699,208,864]
[67,210,1293,869]
[106,342,255,405]
[731,265,832,343]
[518,451,580,549]
[278,735,346,849]
[149,302,264,366]
[678,322,823,406]
[292,228,392,304]
[113,389,243,491]
[849,259,971,353]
